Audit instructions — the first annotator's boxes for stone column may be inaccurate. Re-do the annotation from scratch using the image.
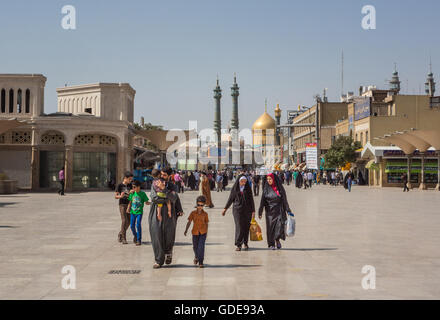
[32,87,40,117]
[64,145,73,192]
[31,146,40,190]
[117,145,125,183]
[406,154,412,189]
[419,153,426,190]
[13,88,17,114]
[379,159,384,187]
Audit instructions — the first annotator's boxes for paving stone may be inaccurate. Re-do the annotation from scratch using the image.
[0,185,439,299]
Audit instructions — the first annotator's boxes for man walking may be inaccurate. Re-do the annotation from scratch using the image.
[58,167,65,196]
[331,171,336,186]
[216,171,223,192]
[402,173,410,192]
[347,171,353,192]
[307,171,313,189]
[115,171,133,244]
[252,174,260,196]
[149,167,184,267]
[194,170,200,190]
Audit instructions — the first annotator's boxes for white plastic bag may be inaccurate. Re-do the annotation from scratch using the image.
[286,213,296,237]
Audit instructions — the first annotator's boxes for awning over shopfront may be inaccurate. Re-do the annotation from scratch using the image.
[361,142,402,159]
[373,128,440,155]
[361,142,436,159]
[0,118,29,135]
[133,146,160,162]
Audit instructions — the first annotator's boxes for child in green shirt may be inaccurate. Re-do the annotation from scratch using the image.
[127,181,150,246]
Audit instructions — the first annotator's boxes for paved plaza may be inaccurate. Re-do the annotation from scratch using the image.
[1,184,440,300]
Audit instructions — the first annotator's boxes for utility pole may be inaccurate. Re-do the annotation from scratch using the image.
[314,94,322,176]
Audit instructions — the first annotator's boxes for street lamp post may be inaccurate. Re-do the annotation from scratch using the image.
[314,94,322,177]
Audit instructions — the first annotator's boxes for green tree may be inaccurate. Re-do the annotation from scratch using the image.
[133,122,163,131]
[324,136,362,169]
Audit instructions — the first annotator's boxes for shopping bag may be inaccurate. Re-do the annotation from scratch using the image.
[250,218,263,241]
[286,213,296,237]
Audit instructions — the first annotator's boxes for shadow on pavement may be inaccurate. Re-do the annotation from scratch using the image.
[247,247,338,251]
[0,225,19,228]
[163,264,261,269]
[0,202,17,208]
[174,242,224,246]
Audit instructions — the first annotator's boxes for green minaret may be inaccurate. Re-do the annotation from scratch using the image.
[230,73,239,131]
[213,77,222,142]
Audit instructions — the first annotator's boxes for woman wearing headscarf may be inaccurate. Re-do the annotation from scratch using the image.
[295,169,303,189]
[222,175,255,251]
[199,172,214,208]
[187,171,196,190]
[258,173,292,250]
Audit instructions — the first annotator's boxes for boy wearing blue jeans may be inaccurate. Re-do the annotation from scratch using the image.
[127,181,150,246]
[184,195,209,268]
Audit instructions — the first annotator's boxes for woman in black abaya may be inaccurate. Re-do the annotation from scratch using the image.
[187,171,196,190]
[258,173,292,250]
[295,170,303,188]
[222,175,255,251]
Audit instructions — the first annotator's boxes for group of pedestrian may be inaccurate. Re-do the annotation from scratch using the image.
[115,167,294,268]
[115,167,184,268]
[221,172,293,251]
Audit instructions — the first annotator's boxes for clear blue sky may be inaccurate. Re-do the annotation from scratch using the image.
[1,0,439,129]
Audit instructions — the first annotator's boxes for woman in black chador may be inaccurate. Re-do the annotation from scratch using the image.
[187,171,196,190]
[222,175,255,251]
[295,170,303,188]
[258,173,292,250]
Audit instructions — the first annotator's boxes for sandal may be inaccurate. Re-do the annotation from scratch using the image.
[235,246,241,251]
[165,254,172,265]
[153,263,161,269]
[243,244,249,251]
[193,258,199,265]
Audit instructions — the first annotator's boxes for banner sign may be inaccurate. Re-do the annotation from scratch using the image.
[354,97,371,121]
[305,143,318,169]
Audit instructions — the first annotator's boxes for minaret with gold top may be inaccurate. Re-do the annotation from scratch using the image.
[274,103,281,146]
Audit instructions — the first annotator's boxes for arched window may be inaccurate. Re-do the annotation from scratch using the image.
[17,89,22,113]
[1,89,5,113]
[9,89,14,113]
[25,89,30,113]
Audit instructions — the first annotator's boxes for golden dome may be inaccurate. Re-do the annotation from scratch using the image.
[252,111,276,130]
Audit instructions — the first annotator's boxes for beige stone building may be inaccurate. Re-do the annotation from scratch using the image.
[0,74,135,191]
[292,101,348,164]
[334,86,440,188]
